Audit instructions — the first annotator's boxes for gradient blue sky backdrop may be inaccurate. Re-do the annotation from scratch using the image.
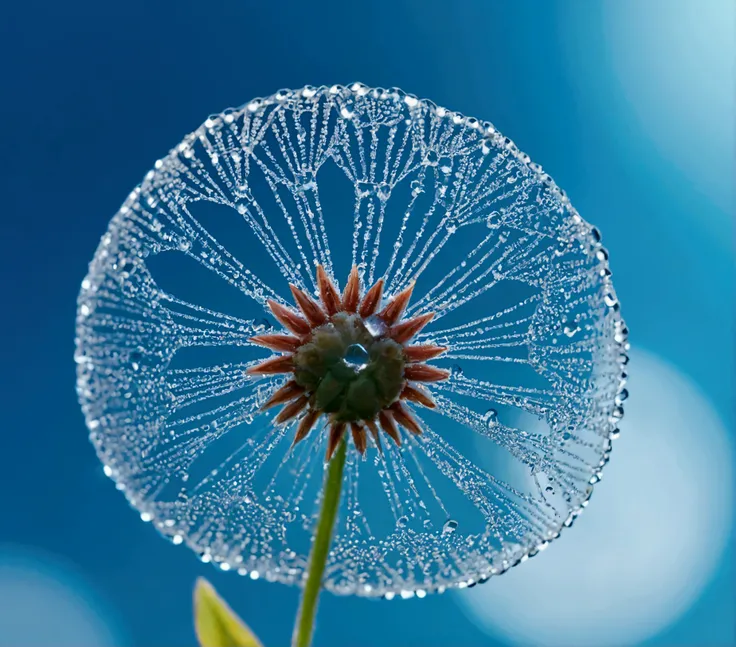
[1,1,733,646]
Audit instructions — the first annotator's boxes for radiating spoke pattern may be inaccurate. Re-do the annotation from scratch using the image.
[75,84,628,598]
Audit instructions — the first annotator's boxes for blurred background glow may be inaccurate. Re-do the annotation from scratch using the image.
[602,0,735,214]
[561,0,735,226]
[456,348,734,647]
[0,548,123,647]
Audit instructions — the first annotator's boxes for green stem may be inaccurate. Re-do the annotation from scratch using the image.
[292,439,347,647]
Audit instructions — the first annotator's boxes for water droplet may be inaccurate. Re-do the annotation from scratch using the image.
[397,515,409,528]
[614,324,629,344]
[364,315,386,338]
[563,321,580,337]
[357,181,373,198]
[376,182,391,201]
[450,364,463,376]
[410,178,424,195]
[130,351,142,371]
[344,343,369,371]
[119,261,135,276]
[423,150,439,166]
[442,519,458,534]
[484,408,498,426]
[255,318,272,331]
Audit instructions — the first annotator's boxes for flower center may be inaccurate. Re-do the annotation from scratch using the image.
[292,312,405,423]
[247,264,450,458]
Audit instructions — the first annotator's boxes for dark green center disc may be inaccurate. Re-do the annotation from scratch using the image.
[292,313,405,422]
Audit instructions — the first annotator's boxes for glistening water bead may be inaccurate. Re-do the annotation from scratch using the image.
[75,83,628,598]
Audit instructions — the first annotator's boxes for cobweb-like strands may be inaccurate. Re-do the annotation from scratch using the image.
[75,83,628,598]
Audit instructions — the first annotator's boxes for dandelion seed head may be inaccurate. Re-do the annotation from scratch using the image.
[75,84,627,598]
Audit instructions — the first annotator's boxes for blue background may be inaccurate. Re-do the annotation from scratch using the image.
[1,1,733,646]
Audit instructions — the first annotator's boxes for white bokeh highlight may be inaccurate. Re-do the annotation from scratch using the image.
[603,0,734,213]
[455,347,734,647]
[0,549,122,647]
[561,0,735,217]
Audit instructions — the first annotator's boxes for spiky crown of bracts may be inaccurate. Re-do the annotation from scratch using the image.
[247,266,449,460]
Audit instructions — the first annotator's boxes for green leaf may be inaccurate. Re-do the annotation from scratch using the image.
[194,578,263,647]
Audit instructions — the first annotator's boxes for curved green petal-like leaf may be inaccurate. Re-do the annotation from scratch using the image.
[194,578,263,647]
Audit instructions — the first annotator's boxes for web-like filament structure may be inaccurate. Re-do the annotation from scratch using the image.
[75,84,628,597]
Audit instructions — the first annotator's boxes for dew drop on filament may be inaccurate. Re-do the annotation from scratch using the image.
[484,408,498,426]
[443,519,459,535]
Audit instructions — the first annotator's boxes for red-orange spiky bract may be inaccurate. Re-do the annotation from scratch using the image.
[247,265,450,460]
